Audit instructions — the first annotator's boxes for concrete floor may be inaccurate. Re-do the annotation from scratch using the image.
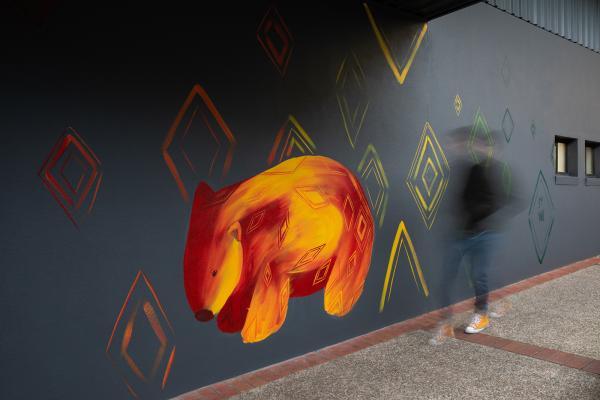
[482,264,600,359]
[231,264,600,399]
[233,331,600,400]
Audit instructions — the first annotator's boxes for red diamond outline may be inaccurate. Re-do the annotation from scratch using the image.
[38,127,102,227]
[257,5,294,76]
[59,151,89,195]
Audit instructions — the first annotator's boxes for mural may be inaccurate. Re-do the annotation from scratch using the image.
[363,2,428,85]
[257,5,294,76]
[357,144,389,228]
[267,115,316,165]
[468,109,494,165]
[162,84,237,202]
[335,51,369,149]
[528,171,555,263]
[454,94,463,117]
[10,3,599,399]
[379,220,428,313]
[38,127,103,227]
[183,156,374,343]
[502,108,514,143]
[106,271,176,398]
[406,122,450,230]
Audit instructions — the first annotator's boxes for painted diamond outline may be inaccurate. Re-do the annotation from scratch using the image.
[106,270,176,397]
[502,108,514,143]
[421,157,439,197]
[257,5,294,76]
[454,94,462,116]
[528,171,555,264]
[335,51,369,149]
[406,122,450,230]
[468,109,494,165]
[162,84,237,202]
[267,115,316,165]
[38,127,103,228]
[357,144,389,228]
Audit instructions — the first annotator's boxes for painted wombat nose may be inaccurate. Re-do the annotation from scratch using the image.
[195,309,214,321]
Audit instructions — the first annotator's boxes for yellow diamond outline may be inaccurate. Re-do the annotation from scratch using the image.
[421,157,439,197]
[335,52,370,149]
[406,122,450,230]
[454,94,462,116]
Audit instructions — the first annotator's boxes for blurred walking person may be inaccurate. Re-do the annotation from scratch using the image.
[431,126,508,344]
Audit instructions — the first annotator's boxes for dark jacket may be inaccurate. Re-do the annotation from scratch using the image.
[461,161,502,233]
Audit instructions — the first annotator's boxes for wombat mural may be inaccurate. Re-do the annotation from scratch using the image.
[184,156,374,343]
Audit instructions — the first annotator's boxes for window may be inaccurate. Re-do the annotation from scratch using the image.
[556,141,567,173]
[585,141,598,176]
[554,136,578,185]
[585,141,600,185]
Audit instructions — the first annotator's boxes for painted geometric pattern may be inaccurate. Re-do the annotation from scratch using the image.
[528,171,555,263]
[454,94,462,116]
[379,220,428,312]
[313,259,332,286]
[354,206,373,250]
[257,5,293,76]
[162,84,237,202]
[406,122,450,230]
[295,186,328,208]
[468,109,494,165]
[267,115,316,165]
[291,244,326,272]
[357,144,389,228]
[106,271,176,398]
[363,3,427,85]
[278,212,289,247]
[335,52,369,149]
[38,127,103,227]
[247,210,266,234]
[502,108,514,143]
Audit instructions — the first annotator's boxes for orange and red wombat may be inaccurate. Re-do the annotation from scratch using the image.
[184,156,374,343]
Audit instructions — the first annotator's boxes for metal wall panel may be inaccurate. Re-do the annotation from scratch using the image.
[487,0,600,52]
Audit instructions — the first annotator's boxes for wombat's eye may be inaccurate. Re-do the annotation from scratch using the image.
[211,270,217,277]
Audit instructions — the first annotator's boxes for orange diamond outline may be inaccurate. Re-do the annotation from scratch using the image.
[162,84,237,202]
[106,271,176,396]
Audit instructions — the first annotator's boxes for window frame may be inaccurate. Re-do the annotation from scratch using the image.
[554,135,579,185]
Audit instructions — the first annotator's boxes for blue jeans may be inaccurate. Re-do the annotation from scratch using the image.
[439,231,499,315]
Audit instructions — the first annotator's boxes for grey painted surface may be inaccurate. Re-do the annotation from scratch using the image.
[0,2,599,399]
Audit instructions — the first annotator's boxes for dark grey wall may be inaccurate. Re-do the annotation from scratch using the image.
[1,2,599,399]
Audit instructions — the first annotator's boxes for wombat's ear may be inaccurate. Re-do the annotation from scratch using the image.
[194,181,215,204]
[228,221,242,242]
